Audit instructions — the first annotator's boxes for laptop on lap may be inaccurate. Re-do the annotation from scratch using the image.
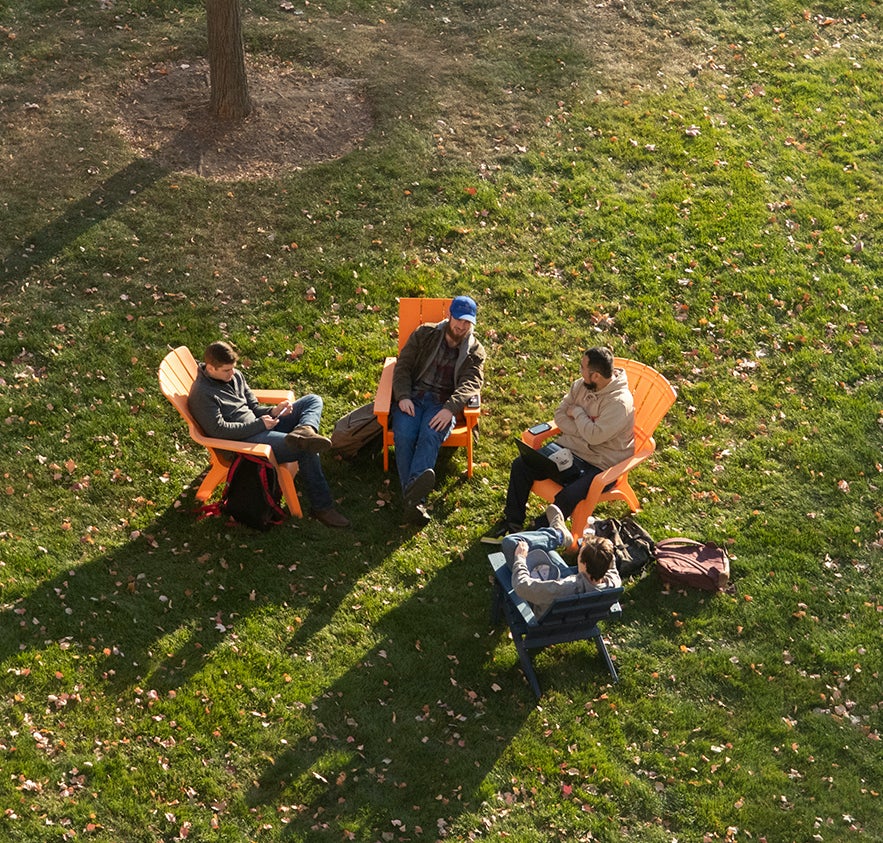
[515,438,585,484]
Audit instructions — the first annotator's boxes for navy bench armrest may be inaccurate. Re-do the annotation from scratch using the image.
[489,551,537,625]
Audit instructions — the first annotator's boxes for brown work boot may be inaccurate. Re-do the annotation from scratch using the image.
[311,507,351,528]
[285,425,332,453]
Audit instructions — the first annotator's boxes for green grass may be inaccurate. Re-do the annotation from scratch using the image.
[1,0,882,840]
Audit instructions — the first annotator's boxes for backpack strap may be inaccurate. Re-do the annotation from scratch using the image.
[656,537,703,549]
[251,456,286,522]
[220,454,245,504]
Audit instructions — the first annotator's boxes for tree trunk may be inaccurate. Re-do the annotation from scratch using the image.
[206,0,252,119]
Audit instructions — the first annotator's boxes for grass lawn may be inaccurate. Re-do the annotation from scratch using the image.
[1,0,881,840]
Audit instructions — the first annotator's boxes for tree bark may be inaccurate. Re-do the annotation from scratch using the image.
[206,0,252,119]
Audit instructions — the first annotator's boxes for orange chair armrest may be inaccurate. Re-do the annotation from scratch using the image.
[374,357,396,422]
[190,432,275,463]
[253,389,295,404]
[587,440,656,491]
[521,422,560,448]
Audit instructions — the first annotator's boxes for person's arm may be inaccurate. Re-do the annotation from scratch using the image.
[600,564,622,590]
[242,379,272,418]
[444,342,485,415]
[553,382,580,435]
[555,383,631,445]
[188,374,266,440]
[511,544,572,608]
[566,398,631,445]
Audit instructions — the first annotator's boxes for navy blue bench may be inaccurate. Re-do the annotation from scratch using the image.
[489,551,624,698]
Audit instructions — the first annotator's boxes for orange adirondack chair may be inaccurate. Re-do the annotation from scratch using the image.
[521,358,676,541]
[158,345,303,517]
[373,298,481,477]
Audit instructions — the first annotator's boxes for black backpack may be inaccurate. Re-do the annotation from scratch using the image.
[592,516,656,578]
[329,403,383,459]
[220,454,287,531]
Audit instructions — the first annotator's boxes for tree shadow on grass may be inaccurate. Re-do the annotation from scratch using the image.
[1,157,166,283]
[0,470,539,834]
[247,542,535,840]
[0,106,277,285]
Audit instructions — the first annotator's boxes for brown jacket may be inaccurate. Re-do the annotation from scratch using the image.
[392,320,486,415]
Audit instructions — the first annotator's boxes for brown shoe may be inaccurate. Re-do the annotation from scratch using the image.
[312,507,351,528]
[285,425,332,453]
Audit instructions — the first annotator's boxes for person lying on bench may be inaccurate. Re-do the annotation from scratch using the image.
[500,505,621,617]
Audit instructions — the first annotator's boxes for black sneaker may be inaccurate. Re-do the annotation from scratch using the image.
[480,519,521,545]
[403,468,435,508]
[406,503,432,526]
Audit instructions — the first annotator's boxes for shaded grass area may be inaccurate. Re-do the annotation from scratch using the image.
[1,0,882,840]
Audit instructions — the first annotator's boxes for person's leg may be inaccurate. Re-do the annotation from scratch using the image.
[392,395,453,491]
[482,456,549,544]
[391,403,421,491]
[282,393,324,433]
[275,393,331,452]
[288,451,334,512]
[503,456,542,525]
[501,527,561,567]
[552,464,603,519]
[407,397,453,484]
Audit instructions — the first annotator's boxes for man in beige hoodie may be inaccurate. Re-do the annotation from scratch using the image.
[483,346,634,543]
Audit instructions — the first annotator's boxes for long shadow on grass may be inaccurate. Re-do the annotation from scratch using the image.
[0,489,536,838]
[247,540,535,840]
[2,111,256,281]
[1,158,165,281]
[0,493,380,695]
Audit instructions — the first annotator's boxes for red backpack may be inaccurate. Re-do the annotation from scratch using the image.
[655,538,731,592]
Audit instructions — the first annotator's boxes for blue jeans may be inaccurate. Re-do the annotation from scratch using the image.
[501,528,572,575]
[391,394,455,491]
[504,455,603,526]
[245,393,333,511]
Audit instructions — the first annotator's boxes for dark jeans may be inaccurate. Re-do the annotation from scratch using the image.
[504,455,603,526]
[245,393,333,511]
[390,394,455,492]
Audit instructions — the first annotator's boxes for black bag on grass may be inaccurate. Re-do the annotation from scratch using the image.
[593,516,656,578]
[221,454,286,531]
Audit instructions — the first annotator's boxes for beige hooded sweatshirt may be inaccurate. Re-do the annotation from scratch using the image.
[553,366,635,470]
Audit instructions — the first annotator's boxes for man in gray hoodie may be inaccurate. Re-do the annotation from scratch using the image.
[188,341,349,528]
[483,346,634,543]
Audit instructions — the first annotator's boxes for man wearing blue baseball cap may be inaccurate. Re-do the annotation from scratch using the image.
[391,295,486,523]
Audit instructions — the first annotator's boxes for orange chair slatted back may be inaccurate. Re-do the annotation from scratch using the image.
[397,298,452,350]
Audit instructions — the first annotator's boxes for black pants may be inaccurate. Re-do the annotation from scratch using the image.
[503,455,603,526]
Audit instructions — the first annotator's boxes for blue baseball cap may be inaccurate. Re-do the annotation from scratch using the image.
[450,295,477,324]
